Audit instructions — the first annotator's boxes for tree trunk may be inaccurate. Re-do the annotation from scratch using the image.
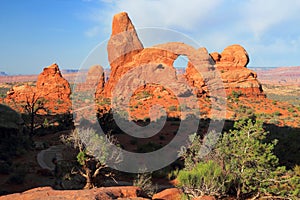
[30,108,34,136]
[83,165,93,189]
[237,185,241,199]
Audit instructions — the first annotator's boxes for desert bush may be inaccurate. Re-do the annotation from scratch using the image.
[168,105,178,112]
[287,107,295,113]
[178,160,225,198]
[179,131,220,171]
[231,90,242,98]
[61,128,122,189]
[269,118,280,125]
[273,111,281,116]
[167,168,180,180]
[98,98,111,106]
[263,166,300,198]
[178,119,300,199]
[133,172,156,197]
[136,91,152,100]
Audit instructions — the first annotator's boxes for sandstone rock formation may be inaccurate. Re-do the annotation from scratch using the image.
[0,186,144,200]
[152,188,182,200]
[95,12,265,120]
[36,64,71,109]
[75,65,105,94]
[102,12,144,97]
[210,44,264,97]
[97,12,214,100]
[6,63,71,114]
[210,44,249,70]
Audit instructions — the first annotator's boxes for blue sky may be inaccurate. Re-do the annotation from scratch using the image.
[1,0,300,74]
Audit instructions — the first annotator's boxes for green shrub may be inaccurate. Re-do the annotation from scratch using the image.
[168,105,177,112]
[287,107,295,113]
[273,111,281,116]
[177,160,225,198]
[231,90,242,98]
[133,173,156,197]
[167,168,179,180]
[136,91,152,100]
[98,98,111,106]
[217,119,280,198]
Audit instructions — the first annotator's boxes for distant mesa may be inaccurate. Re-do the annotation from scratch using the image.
[250,66,300,85]
[0,71,8,76]
[61,69,79,74]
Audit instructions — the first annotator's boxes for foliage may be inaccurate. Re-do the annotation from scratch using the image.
[273,111,281,116]
[178,160,225,198]
[136,91,152,100]
[179,131,220,171]
[61,128,122,189]
[76,151,87,166]
[133,172,156,197]
[231,90,242,98]
[177,119,300,199]
[261,166,300,198]
[98,98,111,106]
[217,119,279,198]
[178,133,202,171]
[168,105,178,112]
[18,89,48,135]
[167,168,180,180]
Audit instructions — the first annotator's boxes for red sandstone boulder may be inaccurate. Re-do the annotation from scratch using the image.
[0,186,143,200]
[213,44,249,70]
[152,188,182,200]
[210,45,265,97]
[193,196,216,200]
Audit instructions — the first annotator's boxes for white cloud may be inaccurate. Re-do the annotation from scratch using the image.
[82,0,300,66]
[85,26,101,37]
[239,0,300,38]
[89,0,223,31]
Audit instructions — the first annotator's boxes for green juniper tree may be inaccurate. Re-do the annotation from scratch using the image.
[217,119,279,199]
[177,119,300,199]
[62,128,122,189]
